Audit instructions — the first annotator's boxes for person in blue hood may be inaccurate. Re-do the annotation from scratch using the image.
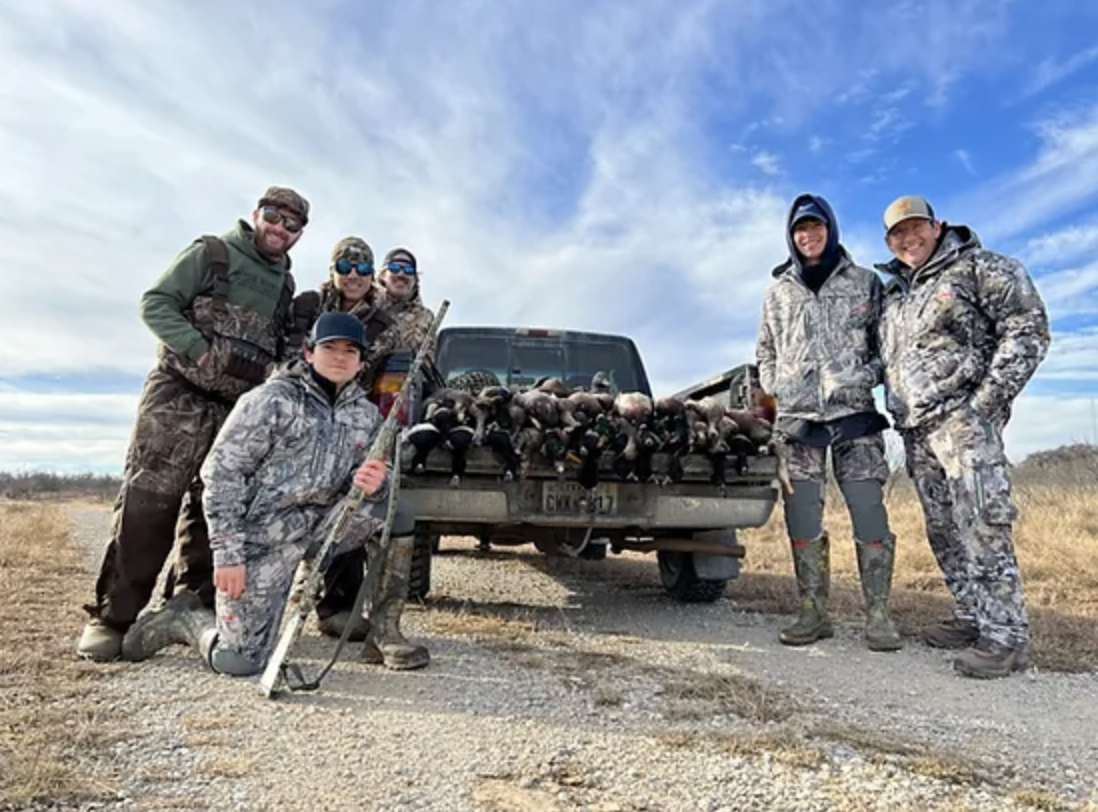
[755,193,901,652]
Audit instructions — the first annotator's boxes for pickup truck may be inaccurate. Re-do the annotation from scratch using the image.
[368,326,782,603]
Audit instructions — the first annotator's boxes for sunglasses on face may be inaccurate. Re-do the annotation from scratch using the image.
[259,206,304,233]
[386,261,416,276]
[334,257,375,276]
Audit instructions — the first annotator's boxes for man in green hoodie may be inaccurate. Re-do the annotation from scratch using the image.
[77,186,309,662]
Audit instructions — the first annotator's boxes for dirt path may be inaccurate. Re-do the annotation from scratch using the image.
[64,506,1098,812]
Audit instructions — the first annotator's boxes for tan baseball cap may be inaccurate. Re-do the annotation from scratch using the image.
[883,195,935,233]
[330,236,374,263]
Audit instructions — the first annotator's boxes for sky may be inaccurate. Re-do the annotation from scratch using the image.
[2,0,1098,474]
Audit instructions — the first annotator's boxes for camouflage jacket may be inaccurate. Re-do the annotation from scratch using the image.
[199,363,387,568]
[875,226,1050,430]
[370,287,436,369]
[756,251,884,423]
[284,281,396,363]
[146,222,295,403]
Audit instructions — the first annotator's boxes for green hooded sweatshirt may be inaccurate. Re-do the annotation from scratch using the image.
[139,220,292,362]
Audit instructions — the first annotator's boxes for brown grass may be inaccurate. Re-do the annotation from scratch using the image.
[736,482,1098,671]
[0,501,125,808]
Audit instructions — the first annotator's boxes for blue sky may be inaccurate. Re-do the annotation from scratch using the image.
[2,0,1098,473]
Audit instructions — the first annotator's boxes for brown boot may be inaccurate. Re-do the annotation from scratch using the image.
[953,638,1029,679]
[362,534,429,670]
[779,534,834,646]
[922,617,980,649]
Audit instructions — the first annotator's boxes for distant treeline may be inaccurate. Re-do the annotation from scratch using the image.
[0,471,122,501]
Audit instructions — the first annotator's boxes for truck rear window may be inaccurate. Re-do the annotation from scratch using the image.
[437,334,644,394]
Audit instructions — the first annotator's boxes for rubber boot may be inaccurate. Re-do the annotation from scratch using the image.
[856,536,903,652]
[120,590,216,662]
[779,533,834,646]
[362,534,430,670]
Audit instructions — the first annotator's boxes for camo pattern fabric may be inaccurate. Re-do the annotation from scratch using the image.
[756,252,884,423]
[122,369,230,496]
[876,226,1050,431]
[785,434,889,484]
[284,281,396,363]
[209,495,384,673]
[158,296,285,402]
[200,362,388,569]
[370,288,436,368]
[199,362,390,671]
[902,403,1028,647]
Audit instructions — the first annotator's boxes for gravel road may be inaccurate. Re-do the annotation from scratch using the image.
[62,507,1098,812]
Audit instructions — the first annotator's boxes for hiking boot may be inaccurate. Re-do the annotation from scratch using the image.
[779,534,834,646]
[953,638,1029,679]
[362,534,430,670]
[922,617,980,649]
[77,619,124,662]
[121,591,215,662]
[856,537,902,652]
[317,611,371,643]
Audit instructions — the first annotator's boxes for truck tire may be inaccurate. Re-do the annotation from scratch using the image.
[657,551,727,603]
[409,529,435,601]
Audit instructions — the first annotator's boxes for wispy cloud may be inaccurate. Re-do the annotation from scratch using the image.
[751,151,783,176]
[953,101,1098,241]
[954,149,976,175]
[1022,45,1098,99]
[1022,220,1098,266]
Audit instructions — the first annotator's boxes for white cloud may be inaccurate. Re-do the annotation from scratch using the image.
[751,151,783,176]
[1021,220,1098,266]
[954,101,1098,241]
[1022,44,1098,99]
[1005,394,1098,461]
[954,149,976,176]
[0,0,1093,473]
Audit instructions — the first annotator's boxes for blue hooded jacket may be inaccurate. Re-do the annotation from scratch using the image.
[785,193,842,293]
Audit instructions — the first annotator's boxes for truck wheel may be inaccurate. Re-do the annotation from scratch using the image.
[409,530,434,601]
[657,551,727,603]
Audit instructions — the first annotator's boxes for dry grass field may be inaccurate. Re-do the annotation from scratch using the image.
[737,480,1098,672]
[0,502,128,809]
[1,464,1097,809]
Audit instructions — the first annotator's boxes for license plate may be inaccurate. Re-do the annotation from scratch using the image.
[542,481,619,515]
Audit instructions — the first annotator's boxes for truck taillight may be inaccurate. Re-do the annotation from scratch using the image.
[372,371,410,425]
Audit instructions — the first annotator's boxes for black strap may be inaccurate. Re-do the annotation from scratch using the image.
[199,236,231,300]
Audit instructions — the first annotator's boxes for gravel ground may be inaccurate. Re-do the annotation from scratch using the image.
[61,507,1098,812]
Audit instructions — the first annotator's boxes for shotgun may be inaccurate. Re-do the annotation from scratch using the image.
[259,299,450,698]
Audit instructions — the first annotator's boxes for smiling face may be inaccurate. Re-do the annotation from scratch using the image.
[886,217,942,269]
[252,205,304,260]
[792,218,828,265]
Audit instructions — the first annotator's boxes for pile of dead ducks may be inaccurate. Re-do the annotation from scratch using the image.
[401,372,777,489]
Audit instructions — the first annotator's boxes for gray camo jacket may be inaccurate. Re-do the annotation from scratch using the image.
[200,363,388,568]
[756,251,884,423]
[876,225,1050,430]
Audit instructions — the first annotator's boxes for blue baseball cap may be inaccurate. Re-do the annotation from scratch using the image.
[309,312,367,352]
[791,199,828,227]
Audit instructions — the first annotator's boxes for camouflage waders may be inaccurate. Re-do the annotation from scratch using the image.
[88,369,228,632]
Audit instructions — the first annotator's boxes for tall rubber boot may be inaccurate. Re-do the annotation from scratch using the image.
[779,533,834,646]
[856,536,903,652]
[120,590,216,662]
[361,535,430,670]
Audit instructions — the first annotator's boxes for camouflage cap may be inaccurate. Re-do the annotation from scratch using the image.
[330,236,375,264]
[383,247,417,269]
[258,186,310,224]
[883,195,935,233]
